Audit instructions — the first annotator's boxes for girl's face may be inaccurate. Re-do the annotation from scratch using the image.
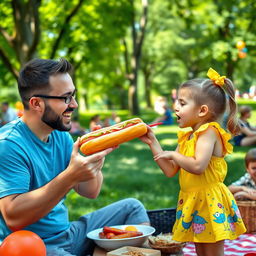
[175,88,203,131]
[247,161,256,182]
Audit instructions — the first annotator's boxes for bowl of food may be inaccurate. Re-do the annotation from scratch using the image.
[148,233,185,254]
[87,225,155,251]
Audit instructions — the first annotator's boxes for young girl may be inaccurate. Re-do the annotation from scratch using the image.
[140,68,246,256]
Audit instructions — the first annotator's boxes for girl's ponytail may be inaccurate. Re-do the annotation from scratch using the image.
[224,78,240,135]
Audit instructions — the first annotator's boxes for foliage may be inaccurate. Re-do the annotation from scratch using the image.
[1,0,256,110]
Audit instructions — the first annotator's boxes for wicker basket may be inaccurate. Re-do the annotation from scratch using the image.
[148,233,185,255]
[147,208,176,235]
[237,201,256,233]
[149,241,185,254]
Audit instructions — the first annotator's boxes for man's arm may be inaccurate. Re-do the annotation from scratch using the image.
[0,139,114,231]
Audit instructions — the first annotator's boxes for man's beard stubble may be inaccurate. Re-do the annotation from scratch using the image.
[41,104,73,131]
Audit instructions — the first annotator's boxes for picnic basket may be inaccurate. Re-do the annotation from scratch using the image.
[147,208,185,255]
[147,208,176,235]
[237,200,256,233]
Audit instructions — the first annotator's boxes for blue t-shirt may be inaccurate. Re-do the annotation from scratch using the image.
[0,119,73,242]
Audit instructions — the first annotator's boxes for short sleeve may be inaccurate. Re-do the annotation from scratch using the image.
[0,139,31,198]
[177,130,190,144]
[193,122,233,155]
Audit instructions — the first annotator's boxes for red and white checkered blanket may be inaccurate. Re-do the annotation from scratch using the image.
[183,234,256,256]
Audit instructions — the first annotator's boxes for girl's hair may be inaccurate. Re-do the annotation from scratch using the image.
[179,77,240,135]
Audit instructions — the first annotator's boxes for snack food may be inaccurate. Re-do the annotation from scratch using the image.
[79,118,147,155]
[99,226,143,240]
[148,233,185,254]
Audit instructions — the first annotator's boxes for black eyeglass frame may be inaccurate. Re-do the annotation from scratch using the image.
[31,92,76,104]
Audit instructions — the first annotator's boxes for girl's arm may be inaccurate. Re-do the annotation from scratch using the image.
[139,127,179,177]
[154,127,217,175]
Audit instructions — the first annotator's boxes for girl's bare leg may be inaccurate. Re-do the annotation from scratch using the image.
[194,240,224,256]
[194,243,204,256]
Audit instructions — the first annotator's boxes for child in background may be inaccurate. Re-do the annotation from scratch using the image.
[153,96,173,125]
[233,105,256,146]
[229,148,256,201]
[140,68,246,256]
[109,111,121,125]
[89,114,102,131]
[69,116,86,136]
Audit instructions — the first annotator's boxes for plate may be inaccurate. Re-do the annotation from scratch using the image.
[87,225,155,251]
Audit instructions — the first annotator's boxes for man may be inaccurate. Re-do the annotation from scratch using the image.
[0,58,149,255]
[0,102,17,126]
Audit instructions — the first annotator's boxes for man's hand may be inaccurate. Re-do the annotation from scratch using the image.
[67,137,115,184]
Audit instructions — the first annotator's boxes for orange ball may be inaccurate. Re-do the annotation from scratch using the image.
[0,230,46,256]
[238,51,247,59]
[236,40,246,50]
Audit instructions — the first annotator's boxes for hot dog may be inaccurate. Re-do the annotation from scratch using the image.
[79,118,147,155]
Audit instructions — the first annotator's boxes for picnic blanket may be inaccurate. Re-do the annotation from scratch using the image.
[183,234,256,256]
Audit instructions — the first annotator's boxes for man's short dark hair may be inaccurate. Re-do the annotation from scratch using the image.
[18,58,73,109]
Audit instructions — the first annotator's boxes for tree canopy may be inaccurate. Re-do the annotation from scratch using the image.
[0,0,256,113]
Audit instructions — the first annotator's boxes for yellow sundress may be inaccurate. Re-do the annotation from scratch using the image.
[172,122,246,243]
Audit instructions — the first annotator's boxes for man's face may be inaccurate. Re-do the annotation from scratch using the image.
[41,73,78,131]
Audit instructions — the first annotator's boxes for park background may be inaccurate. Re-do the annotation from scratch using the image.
[1,0,256,220]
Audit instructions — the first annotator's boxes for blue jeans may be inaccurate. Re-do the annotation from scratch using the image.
[46,198,149,256]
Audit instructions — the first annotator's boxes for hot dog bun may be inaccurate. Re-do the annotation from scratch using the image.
[79,118,147,155]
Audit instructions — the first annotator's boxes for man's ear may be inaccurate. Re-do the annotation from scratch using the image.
[198,104,209,117]
[29,97,44,112]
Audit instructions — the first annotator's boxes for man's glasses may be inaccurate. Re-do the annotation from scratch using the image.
[32,92,76,104]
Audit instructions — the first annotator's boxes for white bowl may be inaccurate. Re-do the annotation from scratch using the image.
[87,224,155,251]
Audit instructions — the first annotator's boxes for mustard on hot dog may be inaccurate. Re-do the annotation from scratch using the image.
[79,118,147,155]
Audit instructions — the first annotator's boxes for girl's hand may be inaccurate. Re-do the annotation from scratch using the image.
[154,151,174,161]
[139,126,157,145]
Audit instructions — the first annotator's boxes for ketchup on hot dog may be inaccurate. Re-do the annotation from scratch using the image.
[79,118,147,155]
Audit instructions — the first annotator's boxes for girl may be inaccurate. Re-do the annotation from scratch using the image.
[140,68,246,256]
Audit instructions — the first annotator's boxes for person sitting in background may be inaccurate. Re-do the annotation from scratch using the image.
[0,102,18,126]
[69,116,86,136]
[89,114,102,131]
[229,148,256,201]
[233,105,256,146]
[153,96,173,125]
[104,112,121,127]
[109,111,121,126]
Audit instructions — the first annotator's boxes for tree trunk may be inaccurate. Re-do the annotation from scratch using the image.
[126,0,148,115]
[0,0,41,80]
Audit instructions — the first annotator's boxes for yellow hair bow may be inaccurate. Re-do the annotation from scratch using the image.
[207,68,226,87]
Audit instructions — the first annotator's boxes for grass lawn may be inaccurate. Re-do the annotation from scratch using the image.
[66,124,254,221]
